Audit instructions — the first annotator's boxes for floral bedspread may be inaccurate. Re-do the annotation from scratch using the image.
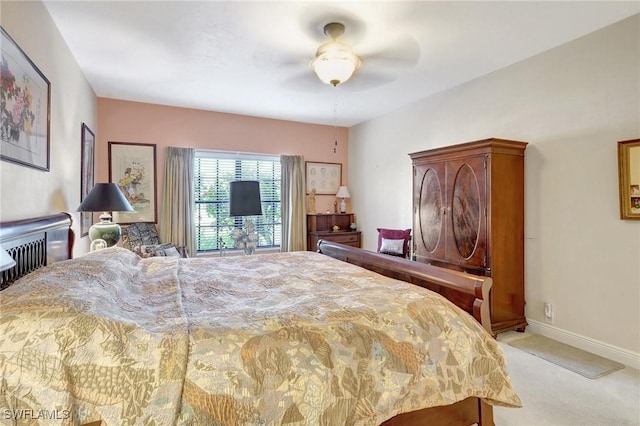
[0,247,520,425]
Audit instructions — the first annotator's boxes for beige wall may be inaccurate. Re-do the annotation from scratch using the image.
[349,15,640,357]
[0,1,97,255]
[96,98,349,221]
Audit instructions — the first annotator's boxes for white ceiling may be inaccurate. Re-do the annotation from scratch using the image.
[43,1,640,127]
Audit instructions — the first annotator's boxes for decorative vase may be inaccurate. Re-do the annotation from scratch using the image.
[89,213,121,246]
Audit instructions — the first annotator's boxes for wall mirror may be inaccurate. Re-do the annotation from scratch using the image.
[618,138,640,220]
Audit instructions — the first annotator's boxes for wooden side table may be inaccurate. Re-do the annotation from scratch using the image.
[307,213,360,251]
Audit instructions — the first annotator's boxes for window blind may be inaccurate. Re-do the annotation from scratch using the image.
[194,151,281,253]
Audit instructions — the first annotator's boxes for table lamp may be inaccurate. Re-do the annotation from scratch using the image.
[229,180,262,255]
[336,186,350,213]
[77,183,134,246]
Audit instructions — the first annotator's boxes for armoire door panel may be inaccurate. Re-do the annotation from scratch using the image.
[414,163,446,262]
[445,157,487,269]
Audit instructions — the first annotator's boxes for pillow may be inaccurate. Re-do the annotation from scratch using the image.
[140,243,181,257]
[380,238,405,255]
[376,228,411,256]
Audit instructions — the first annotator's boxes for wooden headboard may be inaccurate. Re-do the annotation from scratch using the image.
[0,212,74,290]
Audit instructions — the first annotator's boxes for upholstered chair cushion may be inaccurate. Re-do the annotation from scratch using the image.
[140,243,182,257]
[121,223,160,255]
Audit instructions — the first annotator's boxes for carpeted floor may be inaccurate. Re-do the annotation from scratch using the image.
[495,332,640,426]
[508,334,624,379]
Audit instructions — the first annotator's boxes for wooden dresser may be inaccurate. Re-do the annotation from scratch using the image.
[307,213,361,251]
[410,138,528,335]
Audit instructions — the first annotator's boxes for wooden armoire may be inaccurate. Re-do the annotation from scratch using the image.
[410,138,528,335]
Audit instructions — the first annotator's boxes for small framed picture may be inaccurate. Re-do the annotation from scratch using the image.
[617,138,640,220]
[80,123,95,236]
[306,161,342,195]
[108,142,157,223]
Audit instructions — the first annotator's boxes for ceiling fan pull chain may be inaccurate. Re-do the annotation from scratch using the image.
[334,89,339,154]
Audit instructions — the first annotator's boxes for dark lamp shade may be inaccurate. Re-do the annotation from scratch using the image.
[77,183,135,212]
[229,181,262,217]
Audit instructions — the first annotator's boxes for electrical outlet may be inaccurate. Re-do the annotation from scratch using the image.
[544,302,553,324]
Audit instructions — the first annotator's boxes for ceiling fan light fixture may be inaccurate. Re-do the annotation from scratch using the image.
[312,40,360,86]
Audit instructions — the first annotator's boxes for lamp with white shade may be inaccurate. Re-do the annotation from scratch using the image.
[77,183,134,247]
[336,186,350,213]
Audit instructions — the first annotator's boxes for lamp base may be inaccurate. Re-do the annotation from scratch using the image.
[340,199,347,213]
[231,220,259,255]
[88,213,121,247]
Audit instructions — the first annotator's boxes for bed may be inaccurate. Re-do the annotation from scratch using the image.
[0,213,520,425]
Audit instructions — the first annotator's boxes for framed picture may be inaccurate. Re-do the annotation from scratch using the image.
[617,138,640,220]
[108,142,157,223]
[80,123,95,236]
[0,27,50,171]
[306,161,342,195]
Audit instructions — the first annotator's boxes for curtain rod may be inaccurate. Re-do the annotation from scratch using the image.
[195,149,280,160]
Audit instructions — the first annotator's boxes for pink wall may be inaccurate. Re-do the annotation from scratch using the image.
[96,98,350,219]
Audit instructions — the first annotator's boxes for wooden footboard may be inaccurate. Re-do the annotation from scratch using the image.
[318,240,496,426]
[317,240,493,335]
[382,397,494,426]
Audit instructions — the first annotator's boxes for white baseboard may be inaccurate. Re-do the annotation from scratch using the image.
[527,319,640,370]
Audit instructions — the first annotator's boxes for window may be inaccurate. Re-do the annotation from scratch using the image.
[194,151,281,253]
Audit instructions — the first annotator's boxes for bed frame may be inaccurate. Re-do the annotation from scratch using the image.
[0,214,495,426]
[317,240,493,334]
[0,212,74,290]
[317,239,495,426]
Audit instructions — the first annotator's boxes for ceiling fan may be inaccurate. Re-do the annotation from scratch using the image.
[311,22,361,86]
[269,15,420,93]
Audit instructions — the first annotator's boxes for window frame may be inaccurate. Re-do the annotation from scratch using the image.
[194,150,281,254]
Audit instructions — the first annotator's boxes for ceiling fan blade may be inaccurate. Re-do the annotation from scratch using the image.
[359,34,421,68]
[281,72,327,93]
[338,71,396,92]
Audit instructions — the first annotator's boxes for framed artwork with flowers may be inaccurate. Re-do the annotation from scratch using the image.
[0,27,51,171]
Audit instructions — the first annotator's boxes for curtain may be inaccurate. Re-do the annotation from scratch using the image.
[160,147,196,257]
[280,155,306,252]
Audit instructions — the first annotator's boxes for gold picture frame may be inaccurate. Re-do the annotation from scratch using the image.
[108,141,157,223]
[617,138,640,220]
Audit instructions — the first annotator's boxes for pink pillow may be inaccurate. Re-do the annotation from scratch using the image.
[376,228,411,256]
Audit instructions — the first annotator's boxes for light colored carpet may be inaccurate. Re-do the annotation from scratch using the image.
[495,334,640,426]
[508,334,624,379]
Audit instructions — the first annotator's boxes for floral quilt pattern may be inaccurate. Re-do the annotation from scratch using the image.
[0,248,520,425]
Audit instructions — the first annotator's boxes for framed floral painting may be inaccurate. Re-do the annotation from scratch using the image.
[108,142,157,224]
[0,27,50,171]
